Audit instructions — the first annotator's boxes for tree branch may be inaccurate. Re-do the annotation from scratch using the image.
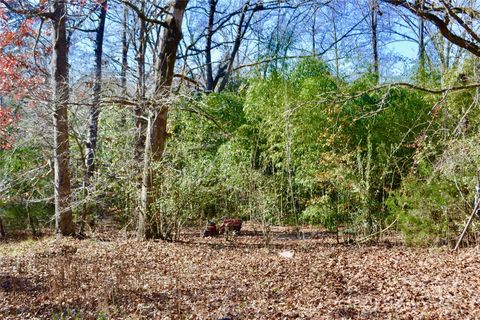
[0,0,53,19]
[117,0,169,27]
[383,0,480,57]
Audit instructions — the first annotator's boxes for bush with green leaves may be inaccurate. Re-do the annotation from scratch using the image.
[389,133,480,246]
[4,57,477,246]
[0,145,53,233]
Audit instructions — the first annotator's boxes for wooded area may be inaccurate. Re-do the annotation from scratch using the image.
[2,0,480,318]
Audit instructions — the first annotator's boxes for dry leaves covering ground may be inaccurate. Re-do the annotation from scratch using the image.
[1,224,480,319]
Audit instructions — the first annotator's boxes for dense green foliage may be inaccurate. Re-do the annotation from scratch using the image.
[2,58,480,245]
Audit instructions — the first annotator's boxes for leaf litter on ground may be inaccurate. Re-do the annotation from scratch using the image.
[1,224,479,319]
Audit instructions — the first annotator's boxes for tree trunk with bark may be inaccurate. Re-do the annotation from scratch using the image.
[383,0,480,57]
[418,16,426,73]
[121,3,129,99]
[134,0,148,164]
[85,1,107,181]
[215,0,252,93]
[52,0,74,236]
[205,0,217,92]
[80,0,107,234]
[370,0,379,83]
[137,0,188,239]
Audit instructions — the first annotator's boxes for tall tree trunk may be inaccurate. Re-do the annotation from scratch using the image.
[311,4,318,55]
[85,1,107,180]
[215,0,253,93]
[332,9,340,78]
[52,0,74,236]
[121,3,129,99]
[80,0,107,233]
[134,1,147,163]
[418,16,425,73]
[137,0,188,239]
[370,0,379,83]
[205,0,216,92]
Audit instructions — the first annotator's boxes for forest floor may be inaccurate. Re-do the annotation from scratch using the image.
[1,222,480,319]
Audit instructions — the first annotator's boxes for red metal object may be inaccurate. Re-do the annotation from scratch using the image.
[219,219,242,234]
[203,219,243,237]
[203,221,218,237]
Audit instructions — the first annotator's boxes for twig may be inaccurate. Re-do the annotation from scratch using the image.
[356,217,398,244]
[454,174,480,251]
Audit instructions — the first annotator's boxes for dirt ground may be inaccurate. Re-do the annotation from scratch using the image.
[1,223,479,319]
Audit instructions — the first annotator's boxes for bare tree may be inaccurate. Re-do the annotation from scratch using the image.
[183,0,303,93]
[418,16,426,70]
[85,1,108,182]
[205,0,217,91]
[138,0,189,239]
[51,0,74,236]
[0,0,75,236]
[370,0,380,82]
[134,0,148,163]
[215,0,258,92]
[79,0,108,234]
[121,2,129,100]
[384,0,480,57]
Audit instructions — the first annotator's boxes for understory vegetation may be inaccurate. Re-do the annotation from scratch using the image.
[2,0,480,249]
[2,58,480,246]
